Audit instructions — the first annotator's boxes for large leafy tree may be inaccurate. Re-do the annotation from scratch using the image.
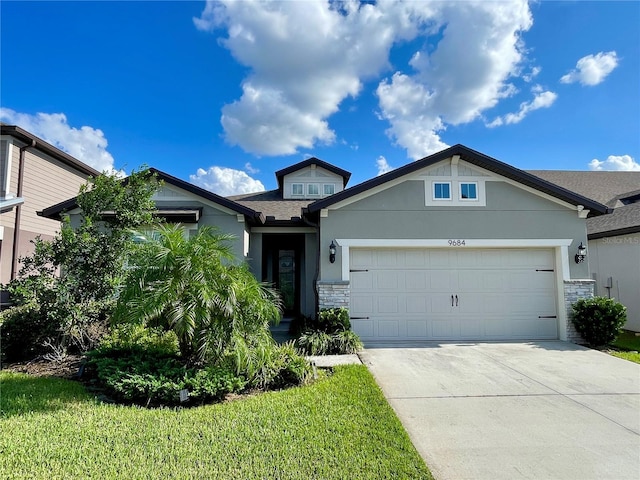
[114,224,282,365]
[4,168,159,354]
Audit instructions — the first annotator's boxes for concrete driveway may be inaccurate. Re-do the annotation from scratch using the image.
[360,342,640,480]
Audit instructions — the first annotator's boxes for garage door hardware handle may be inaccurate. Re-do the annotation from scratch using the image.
[535,269,554,272]
[350,316,370,320]
[538,315,557,318]
[349,269,369,272]
[455,295,459,307]
[451,295,454,306]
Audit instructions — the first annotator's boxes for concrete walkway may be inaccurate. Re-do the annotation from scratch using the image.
[360,342,640,480]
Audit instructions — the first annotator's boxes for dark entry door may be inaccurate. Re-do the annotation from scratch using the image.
[263,235,304,316]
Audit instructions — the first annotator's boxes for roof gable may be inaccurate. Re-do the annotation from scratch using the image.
[275,157,351,190]
[307,144,610,216]
[39,167,264,223]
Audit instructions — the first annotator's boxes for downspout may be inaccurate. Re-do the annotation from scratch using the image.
[10,139,36,280]
[302,209,320,319]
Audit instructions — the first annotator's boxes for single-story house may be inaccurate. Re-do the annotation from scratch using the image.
[529,170,640,332]
[0,124,100,294]
[41,144,612,344]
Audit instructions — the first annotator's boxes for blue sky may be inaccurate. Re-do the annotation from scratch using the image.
[2,1,639,194]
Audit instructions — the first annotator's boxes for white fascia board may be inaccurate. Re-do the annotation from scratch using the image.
[334,238,573,281]
[0,196,24,210]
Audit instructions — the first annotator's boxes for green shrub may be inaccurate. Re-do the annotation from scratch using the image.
[317,307,351,333]
[288,315,313,336]
[571,296,627,347]
[296,330,363,355]
[86,351,245,407]
[0,302,63,362]
[96,324,180,357]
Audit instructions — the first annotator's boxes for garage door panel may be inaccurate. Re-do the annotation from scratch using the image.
[405,271,427,290]
[377,271,399,289]
[351,295,373,314]
[406,296,427,314]
[351,272,372,290]
[352,319,374,338]
[378,320,400,337]
[378,296,399,313]
[406,319,428,337]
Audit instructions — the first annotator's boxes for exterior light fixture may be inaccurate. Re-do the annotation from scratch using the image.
[575,242,587,264]
[329,241,337,263]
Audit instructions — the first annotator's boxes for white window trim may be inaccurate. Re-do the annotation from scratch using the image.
[1,137,14,197]
[459,181,478,201]
[323,184,335,195]
[292,183,304,196]
[307,183,320,196]
[432,181,452,201]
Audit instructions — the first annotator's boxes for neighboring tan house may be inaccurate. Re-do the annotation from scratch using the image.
[529,170,640,332]
[43,144,611,344]
[0,125,100,294]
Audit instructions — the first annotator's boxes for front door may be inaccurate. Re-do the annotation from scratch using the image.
[263,235,304,317]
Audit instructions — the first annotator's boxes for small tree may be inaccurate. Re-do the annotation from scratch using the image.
[113,224,282,366]
[3,167,159,357]
[571,297,627,348]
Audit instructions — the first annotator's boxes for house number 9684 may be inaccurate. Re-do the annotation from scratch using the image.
[448,239,466,246]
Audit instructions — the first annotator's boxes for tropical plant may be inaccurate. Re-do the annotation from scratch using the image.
[294,307,362,355]
[113,224,282,367]
[571,296,627,347]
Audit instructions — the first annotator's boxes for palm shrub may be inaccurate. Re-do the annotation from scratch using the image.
[571,296,627,347]
[113,224,297,383]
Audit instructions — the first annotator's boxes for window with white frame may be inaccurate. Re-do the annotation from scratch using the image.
[433,182,451,200]
[307,183,319,195]
[323,184,335,195]
[292,183,303,196]
[459,182,478,200]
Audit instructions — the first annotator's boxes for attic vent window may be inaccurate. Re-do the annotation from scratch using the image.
[308,183,319,195]
[324,184,335,195]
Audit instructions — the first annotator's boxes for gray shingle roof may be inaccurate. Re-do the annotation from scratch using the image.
[228,190,312,221]
[527,170,640,207]
[527,170,640,237]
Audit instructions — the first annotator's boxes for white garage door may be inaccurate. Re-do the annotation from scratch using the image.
[349,248,558,341]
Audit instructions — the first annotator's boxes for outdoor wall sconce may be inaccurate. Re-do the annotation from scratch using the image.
[329,241,337,263]
[575,242,587,264]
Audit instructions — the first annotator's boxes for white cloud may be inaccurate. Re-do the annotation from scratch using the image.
[244,162,259,174]
[522,66,541,83]
[487,88,557,127]
[190,166,265,196]
[560,51,618,86]
[376,156,394,176]
[588,155,640,172]
[195,1,536,160]
[0,108,119,174]
[377,1,533,158]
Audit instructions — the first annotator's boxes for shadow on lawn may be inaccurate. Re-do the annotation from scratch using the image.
[0,372,91,418]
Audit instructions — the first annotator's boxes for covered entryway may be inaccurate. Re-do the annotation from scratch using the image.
[349,248,558,341]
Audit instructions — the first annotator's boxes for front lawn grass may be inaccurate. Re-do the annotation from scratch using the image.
[0,365,432,479]
[609,330,640,364]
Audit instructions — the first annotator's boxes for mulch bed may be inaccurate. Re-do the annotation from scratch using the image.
[2,355,84,379]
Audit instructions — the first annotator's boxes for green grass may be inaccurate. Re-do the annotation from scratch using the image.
[609,330,640,364]
[0,365,432,479]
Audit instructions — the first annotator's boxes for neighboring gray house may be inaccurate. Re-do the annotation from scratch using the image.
[0,124,99,290]
[529,170,640,332]
[42,144,611,344]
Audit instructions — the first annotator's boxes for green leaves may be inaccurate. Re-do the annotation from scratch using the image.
[571,296,628,347]
[114,224,282,366]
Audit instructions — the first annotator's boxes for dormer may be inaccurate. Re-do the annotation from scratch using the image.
[276,157,351,200]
